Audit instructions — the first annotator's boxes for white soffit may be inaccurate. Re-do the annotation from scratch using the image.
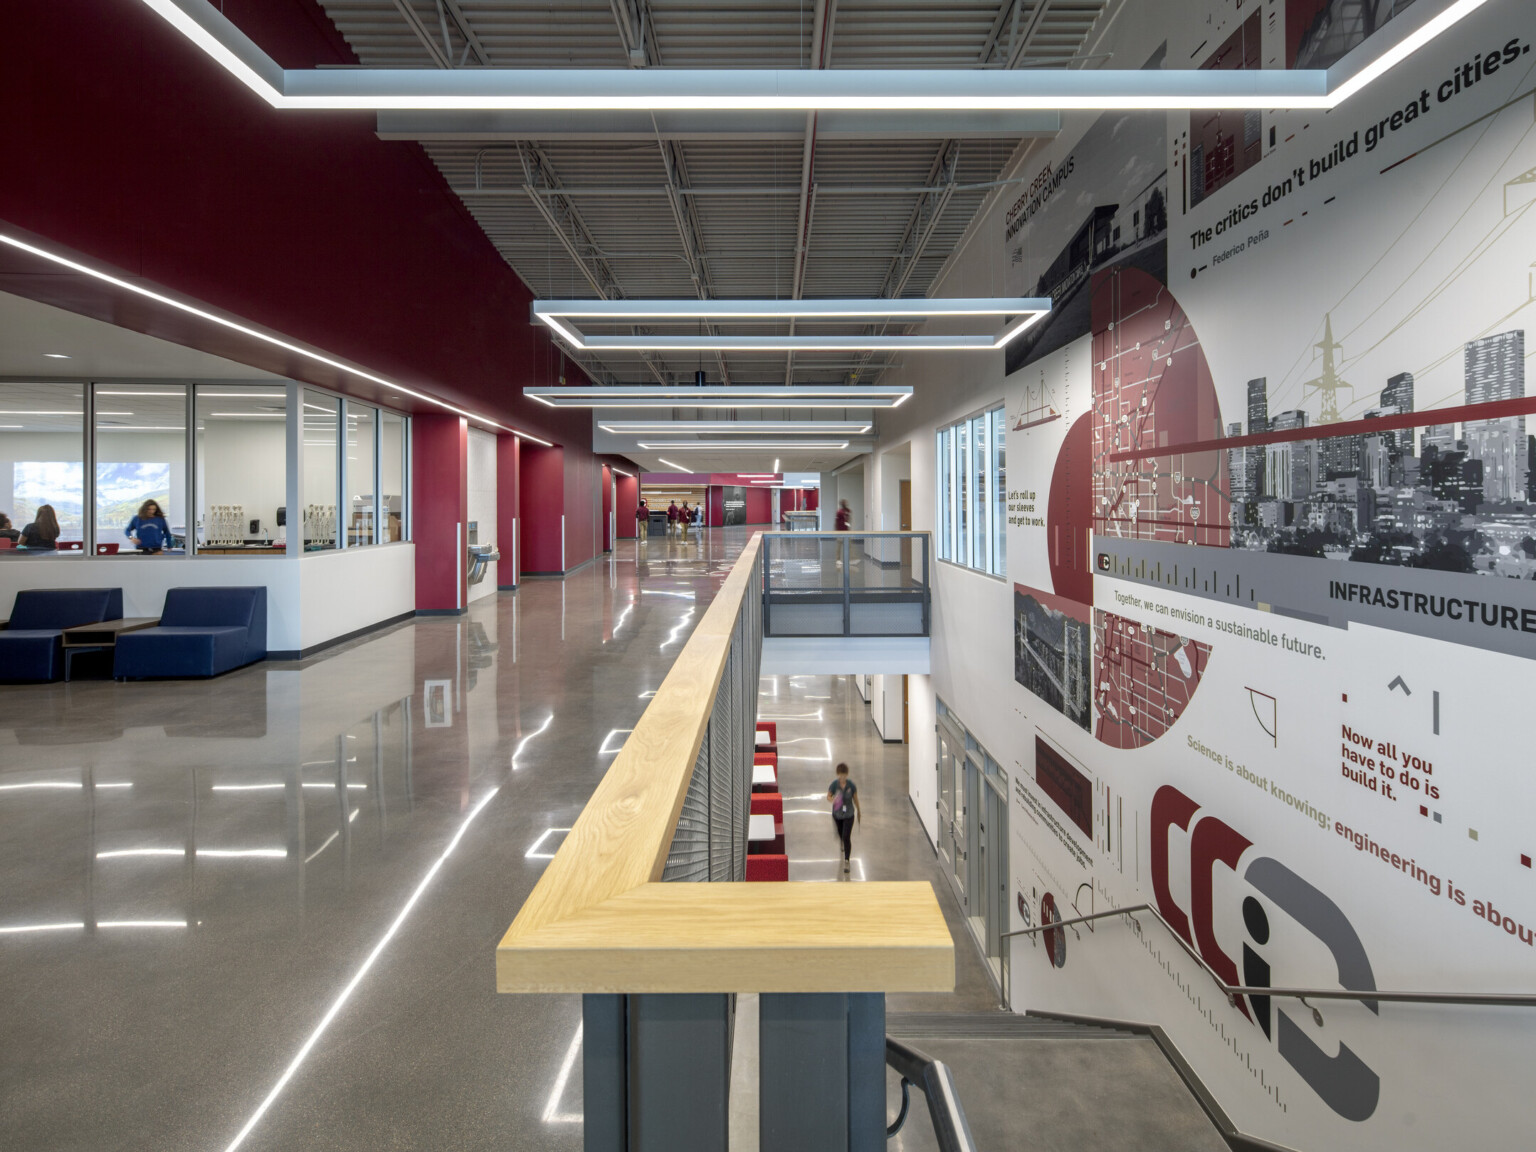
[142,0,1488,112]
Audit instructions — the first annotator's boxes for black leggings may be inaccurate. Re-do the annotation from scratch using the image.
[834,816,853,860]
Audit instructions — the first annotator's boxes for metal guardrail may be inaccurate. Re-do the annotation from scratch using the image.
[884,1036,978,1151]
[761,531,931,638]
[1005,904,1536,1018]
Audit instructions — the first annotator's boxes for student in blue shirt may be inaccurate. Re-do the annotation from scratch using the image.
[125,499,171,553]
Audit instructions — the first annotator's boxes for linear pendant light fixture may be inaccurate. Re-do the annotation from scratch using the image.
[601,421,871,434]
[528,385,911,409]
[637,440,850,451]
[143,0,1487,112]
[533,298,1048,353]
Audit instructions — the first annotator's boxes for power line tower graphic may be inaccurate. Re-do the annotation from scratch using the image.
[1301,312,1353,423]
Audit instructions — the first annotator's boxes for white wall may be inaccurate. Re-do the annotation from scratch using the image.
[869,673,906,743]
[198,421,286,541]
[862,4,1536,1148]
[907,673,937,845]
[0,543,414,655]
[835,467,865,530]
[297,545,416,650]
[466,428,497,603]
[877,447,911,531]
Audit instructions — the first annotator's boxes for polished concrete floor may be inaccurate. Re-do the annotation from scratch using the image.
[0,526,1203,1150]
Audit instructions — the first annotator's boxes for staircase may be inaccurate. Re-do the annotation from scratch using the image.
[882,1012,1232,1152]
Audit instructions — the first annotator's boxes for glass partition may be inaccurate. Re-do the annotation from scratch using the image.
[381,410,406,542]
[94,385,187,554]
[302,389,339,550]
[194,384,290,552]
[346,401,377,546]
[0,382,85,550]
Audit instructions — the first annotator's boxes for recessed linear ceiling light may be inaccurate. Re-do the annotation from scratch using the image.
[655,458,691,472]
[0,232,552,445]
[601,421,870,434]
[96,390,185,396]
[142,0,1487,112]
[533,298,1049,353]
[528,385,910,409]
[43,353,70,359]
[638,440,849,451]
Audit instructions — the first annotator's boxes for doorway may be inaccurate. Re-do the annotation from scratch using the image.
[935,698,1011,994]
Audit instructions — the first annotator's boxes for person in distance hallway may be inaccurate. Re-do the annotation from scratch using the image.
[667,499,680,537]
[827,761,861,875]
[18,504,60,549]
[635,498,648,541]
[835,498,851,531]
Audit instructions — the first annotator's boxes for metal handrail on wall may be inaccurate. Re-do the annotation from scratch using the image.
[761,530,931,638]
[1006,903,1536,1018]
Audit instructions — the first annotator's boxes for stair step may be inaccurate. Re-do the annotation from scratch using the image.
[886,1012,1137,1040]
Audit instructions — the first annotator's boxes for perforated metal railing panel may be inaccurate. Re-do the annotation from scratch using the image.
[663,546,762,883]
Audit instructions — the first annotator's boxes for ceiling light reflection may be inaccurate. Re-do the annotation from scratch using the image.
[219,786,501,1152]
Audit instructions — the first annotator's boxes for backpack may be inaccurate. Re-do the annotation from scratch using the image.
[832,781,852,818]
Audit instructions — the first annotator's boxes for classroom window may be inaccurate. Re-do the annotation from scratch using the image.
[194,384,289,551]
[95,384,187,553]
[302,390,339,550]
[0,382,85,547]
[936,403,1006,576]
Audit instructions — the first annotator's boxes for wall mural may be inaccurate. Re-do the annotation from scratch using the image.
[995,2,1536,1147]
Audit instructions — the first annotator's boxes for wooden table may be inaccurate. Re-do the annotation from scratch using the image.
[61,618,160,681]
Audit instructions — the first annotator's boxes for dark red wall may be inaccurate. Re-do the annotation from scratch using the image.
[601,465,613,551]
[615,474,640,539]
[412,414,468,612]
[520,445,566,573]
[497,434,521,589]
[0,0,631,562]
[745,487,773,525]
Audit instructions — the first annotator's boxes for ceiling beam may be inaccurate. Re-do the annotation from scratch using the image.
[785,0,835,386]
[517,144,669,385]
[376,109,1061,141]
[1006,0,1054,70]
[440,0,490,66]
[391,0,451,69]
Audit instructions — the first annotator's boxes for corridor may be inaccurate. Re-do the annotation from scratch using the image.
[0,528,978,1151]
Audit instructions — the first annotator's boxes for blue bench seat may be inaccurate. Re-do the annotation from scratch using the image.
[114,587,266,679]
[0,588,124,682]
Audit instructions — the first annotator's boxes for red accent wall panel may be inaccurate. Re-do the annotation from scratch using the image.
[563,447,597,570]
[412,414,468,613]
[745,487,772,524]
[497,434,521,589]
[708,487,725,526]
[601,465,613,552]
[0,0,624,572]
[520,444,565,574]
[806,489,820,511]
[615,474,640,539]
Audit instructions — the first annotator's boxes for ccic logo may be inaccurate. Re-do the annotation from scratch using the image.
[1151,785,1379,1122]
[1096,551,1112,572]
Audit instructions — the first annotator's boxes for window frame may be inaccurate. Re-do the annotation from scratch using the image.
[935,402,1007,579]
[0,377,411,558]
